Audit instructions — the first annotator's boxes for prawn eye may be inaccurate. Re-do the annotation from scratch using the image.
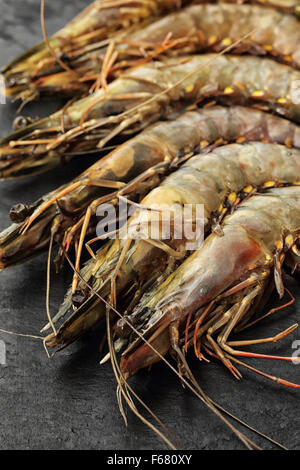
[57,52,70,63]
[115,317,133,339]
[10,203,31,223]
[13,116,33,131]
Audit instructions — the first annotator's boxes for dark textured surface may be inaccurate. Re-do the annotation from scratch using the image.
[0,0,299,451]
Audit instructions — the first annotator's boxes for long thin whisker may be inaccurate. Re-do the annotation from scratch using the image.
[46,231,57,336]
[60,244,260,450]
[41,0,79,77]
[105,306,178,450]
[0,329,44,341]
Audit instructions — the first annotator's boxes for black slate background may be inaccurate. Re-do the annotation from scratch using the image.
[0,0,299,451]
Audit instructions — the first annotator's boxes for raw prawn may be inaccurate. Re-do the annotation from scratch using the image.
[119,186,300,384]
[10,3,300,100]
[2,54,300,179]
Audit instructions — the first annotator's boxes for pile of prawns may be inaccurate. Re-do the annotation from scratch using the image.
[1,0,300,450]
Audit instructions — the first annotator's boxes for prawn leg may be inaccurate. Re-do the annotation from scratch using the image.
[214,278,299,363]
[169,319,196,381]
[110,238,133,308]
[227,324,298,348]
[71,160,170,290]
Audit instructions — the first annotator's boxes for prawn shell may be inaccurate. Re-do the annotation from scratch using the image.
[121,187,300,376]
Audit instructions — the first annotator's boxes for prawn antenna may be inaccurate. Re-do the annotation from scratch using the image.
[41,0,79,77]
[60,243,281,451]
